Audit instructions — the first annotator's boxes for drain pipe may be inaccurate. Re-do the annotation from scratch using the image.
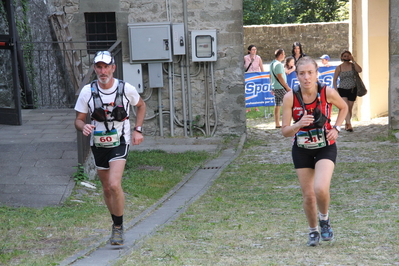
[183,0,193,137]
[168,62,175,136]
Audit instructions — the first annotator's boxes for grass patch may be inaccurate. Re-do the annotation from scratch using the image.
[116,145,399,265]
[0,150,212,266]
[373,129,399,142]
[246,106,274,120]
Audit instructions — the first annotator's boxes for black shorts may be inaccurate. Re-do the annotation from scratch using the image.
[292,143,337,169]
[91,144,129,170]
[338,88,357,101]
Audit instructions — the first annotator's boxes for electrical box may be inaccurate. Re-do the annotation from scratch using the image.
[122,63,143,93]
[128,22,172,63]
[172,24,186,55]
[191,30,217,62]
[148,63,164,88]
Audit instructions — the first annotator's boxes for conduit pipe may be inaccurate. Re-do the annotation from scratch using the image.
[204,62,210,135]
[158,87,164,136]
[210,61,218,136]
[168,62,175,136]
[180,60,188,137]
[183,0,193,137]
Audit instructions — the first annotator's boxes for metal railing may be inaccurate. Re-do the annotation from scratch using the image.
[20,40,123,109]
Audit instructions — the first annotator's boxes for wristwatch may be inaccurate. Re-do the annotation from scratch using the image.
[333,125,341,133]
[134,126,143,133]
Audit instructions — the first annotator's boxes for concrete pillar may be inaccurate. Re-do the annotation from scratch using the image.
[389,0,399,129]
[351,0,389,121]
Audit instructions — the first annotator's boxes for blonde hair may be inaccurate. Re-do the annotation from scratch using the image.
[295,56,318,73]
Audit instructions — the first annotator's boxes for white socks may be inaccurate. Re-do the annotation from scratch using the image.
[319,212,329,221]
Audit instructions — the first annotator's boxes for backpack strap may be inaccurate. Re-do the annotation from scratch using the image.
[90,80,103,111]
[114,80,125,107]
[294,82,325,110]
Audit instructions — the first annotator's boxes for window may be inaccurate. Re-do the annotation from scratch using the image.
[84,12,117,52]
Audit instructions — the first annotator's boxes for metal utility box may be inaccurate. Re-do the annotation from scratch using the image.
[191,30,217,62]
[122,63,143,93]
[172,24,186,55]
[148,63,164,88]
[128,22,172,63]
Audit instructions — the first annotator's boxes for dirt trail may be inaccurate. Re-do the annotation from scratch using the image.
[246,116,398,164]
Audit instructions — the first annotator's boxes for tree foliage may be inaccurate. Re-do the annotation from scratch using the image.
[243,0,349,25]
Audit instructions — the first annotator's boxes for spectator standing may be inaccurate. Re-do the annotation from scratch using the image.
[244,44,265,112]
[332,50,362,132]
[244,44,265,73]
[284,56,296,75]
[270,49,291,128]
[320,54,331,67]
[292,42,306,65]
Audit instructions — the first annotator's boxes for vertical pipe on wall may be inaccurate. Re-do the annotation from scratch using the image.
[210,61,218,136]
[183,0,193,137]
[158,87,164,136]
[204,62,210,136]
[168,62,174,136]
[180,61,188,137]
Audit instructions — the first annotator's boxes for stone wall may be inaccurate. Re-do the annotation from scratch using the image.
[244,22,349,62]
[47,0,246,137]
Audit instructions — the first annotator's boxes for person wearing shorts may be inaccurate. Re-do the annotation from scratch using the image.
[270,48,291,128]
[333,50,363,132]
[74,51,146,246]
[281,56,348,247]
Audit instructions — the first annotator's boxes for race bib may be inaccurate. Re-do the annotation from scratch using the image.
[296,128,327,149]
[93,128,120,148]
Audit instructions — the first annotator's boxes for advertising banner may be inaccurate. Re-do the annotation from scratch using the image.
[245,66,337,108]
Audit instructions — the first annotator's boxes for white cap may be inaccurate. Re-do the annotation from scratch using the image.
[93,51,114,65]
[320,54,330,60]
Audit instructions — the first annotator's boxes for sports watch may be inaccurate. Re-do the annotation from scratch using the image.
[333,125,341,133]
[134,126,143,133]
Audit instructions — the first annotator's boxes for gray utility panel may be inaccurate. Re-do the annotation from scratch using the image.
[128,22,172,63]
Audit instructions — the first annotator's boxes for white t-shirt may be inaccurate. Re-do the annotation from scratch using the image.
[74,79,141,145]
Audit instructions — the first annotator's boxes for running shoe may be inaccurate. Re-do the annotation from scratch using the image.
[320,219,334,241]
[307,231,320,246]
[110,224,124,245]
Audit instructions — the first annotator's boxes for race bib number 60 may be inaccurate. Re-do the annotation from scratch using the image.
[93,129,120,148]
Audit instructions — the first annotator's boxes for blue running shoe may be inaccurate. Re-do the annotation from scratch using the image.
[320,219,334,241]
[307,231,320,246]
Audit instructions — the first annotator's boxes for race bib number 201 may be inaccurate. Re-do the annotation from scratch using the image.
[93,129,120,148]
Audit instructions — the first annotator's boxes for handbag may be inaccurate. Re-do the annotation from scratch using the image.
[352,63,367,97]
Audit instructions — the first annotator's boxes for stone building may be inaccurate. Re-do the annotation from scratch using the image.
[47,0,246,137]
[3,0,399,133]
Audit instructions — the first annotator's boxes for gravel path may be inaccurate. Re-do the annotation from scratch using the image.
[246,116,398,164]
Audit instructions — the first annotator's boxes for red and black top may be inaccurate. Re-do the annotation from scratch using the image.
[292,83,335,146]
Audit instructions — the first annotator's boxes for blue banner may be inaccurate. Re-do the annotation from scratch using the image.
[245,66,337,107]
